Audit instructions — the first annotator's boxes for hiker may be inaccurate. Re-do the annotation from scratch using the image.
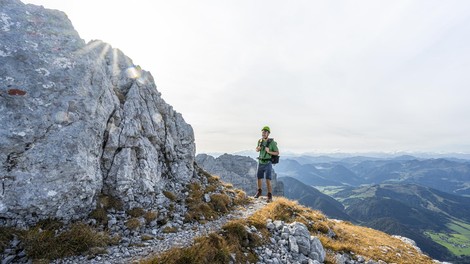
[255,126,279,202]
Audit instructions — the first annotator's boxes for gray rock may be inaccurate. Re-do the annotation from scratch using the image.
[0,0,195,226]
[1,255,15,264]
[288,222,310,237]
[310,236,325,262]
[273,220,284,230]
[297,236,311,256]
[289,235,299,254]
[267,221,275,230]
[196,153,284,196]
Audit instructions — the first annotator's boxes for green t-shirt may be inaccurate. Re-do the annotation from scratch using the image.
[257,138,279,164]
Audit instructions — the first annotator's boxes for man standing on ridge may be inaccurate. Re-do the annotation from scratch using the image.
[255,126,279,202]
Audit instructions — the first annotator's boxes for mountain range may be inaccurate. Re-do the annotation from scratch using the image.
[275,156,470,196]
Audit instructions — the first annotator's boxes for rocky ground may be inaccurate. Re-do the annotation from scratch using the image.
[50,198,268,264]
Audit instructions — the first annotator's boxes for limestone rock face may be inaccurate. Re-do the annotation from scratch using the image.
[0,0,195,226]
[196,153,284,196]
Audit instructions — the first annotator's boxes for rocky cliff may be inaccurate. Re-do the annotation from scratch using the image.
[0,0,195,227]
[196,153,284,197]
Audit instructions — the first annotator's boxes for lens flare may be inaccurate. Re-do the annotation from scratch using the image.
[125,66,142,79]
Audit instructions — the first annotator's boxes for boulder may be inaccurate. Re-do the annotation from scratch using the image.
[0,0,195,226]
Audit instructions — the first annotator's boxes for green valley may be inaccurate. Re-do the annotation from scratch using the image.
[426,220,470,256]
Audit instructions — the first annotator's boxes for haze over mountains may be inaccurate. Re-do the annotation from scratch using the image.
[275,155,470,196]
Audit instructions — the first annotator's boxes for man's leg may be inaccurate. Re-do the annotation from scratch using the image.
[265,163,273,202]
[255,163,264,198]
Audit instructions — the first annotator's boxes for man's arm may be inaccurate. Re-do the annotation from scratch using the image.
[256,139,262,152]
[266,140,279,155]
[265,147,279,156]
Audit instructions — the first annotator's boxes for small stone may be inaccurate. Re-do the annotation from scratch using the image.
[10,237,20,248]
[204,194,211,202]
[273,220,284,230]
[267,222,275,230]
[1,255,16,264]
[289,235,299,254]
[281,232,289,240]
[17,250,26,258]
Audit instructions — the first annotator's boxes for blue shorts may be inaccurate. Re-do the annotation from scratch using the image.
[257,162,272,180]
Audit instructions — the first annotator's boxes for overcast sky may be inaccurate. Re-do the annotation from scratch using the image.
[23,0,470,154]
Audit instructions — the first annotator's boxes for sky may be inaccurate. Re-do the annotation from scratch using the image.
[22,0,470,154]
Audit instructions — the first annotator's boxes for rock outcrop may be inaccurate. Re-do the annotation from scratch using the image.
[257,220,326,264]
[0,0,195,227]
[196,153,284,196]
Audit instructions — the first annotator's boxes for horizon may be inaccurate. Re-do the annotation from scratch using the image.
[22,0,470,154]
[201,149,470,159]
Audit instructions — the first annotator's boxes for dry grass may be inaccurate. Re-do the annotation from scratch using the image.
[162,226,178,233]
[127,207,145,218]
[248,197,434,264]
[184,167,250,223]
[142,234,154,241]
[89,194,123,225]
[204,184,218,193]
[143,233,230,264]
[320,221,434,264]
[143,196,435,264]
[221,219,263,263]
[228,189,250,206]
[97,194,123,211]
[21,222,114,260]
[144,211,158,224]
[248,197,327,233]
[222,182,234,189]
[0,227,17,252]
[125,218,142,230]
[184,182,216,222]
[163,191,177,202]
[207,175,221,185]
[142,219,261,264]
[209,193,231,213]
[89,207,108,225]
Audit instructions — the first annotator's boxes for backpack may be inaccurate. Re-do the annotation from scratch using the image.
[265,138,280,164]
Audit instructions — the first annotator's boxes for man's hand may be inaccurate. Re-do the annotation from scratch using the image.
[265,147,270,153]
[256,146,261,152]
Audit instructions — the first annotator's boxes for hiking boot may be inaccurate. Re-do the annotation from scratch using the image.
[267,192,273,203]
[254,189,262,198]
